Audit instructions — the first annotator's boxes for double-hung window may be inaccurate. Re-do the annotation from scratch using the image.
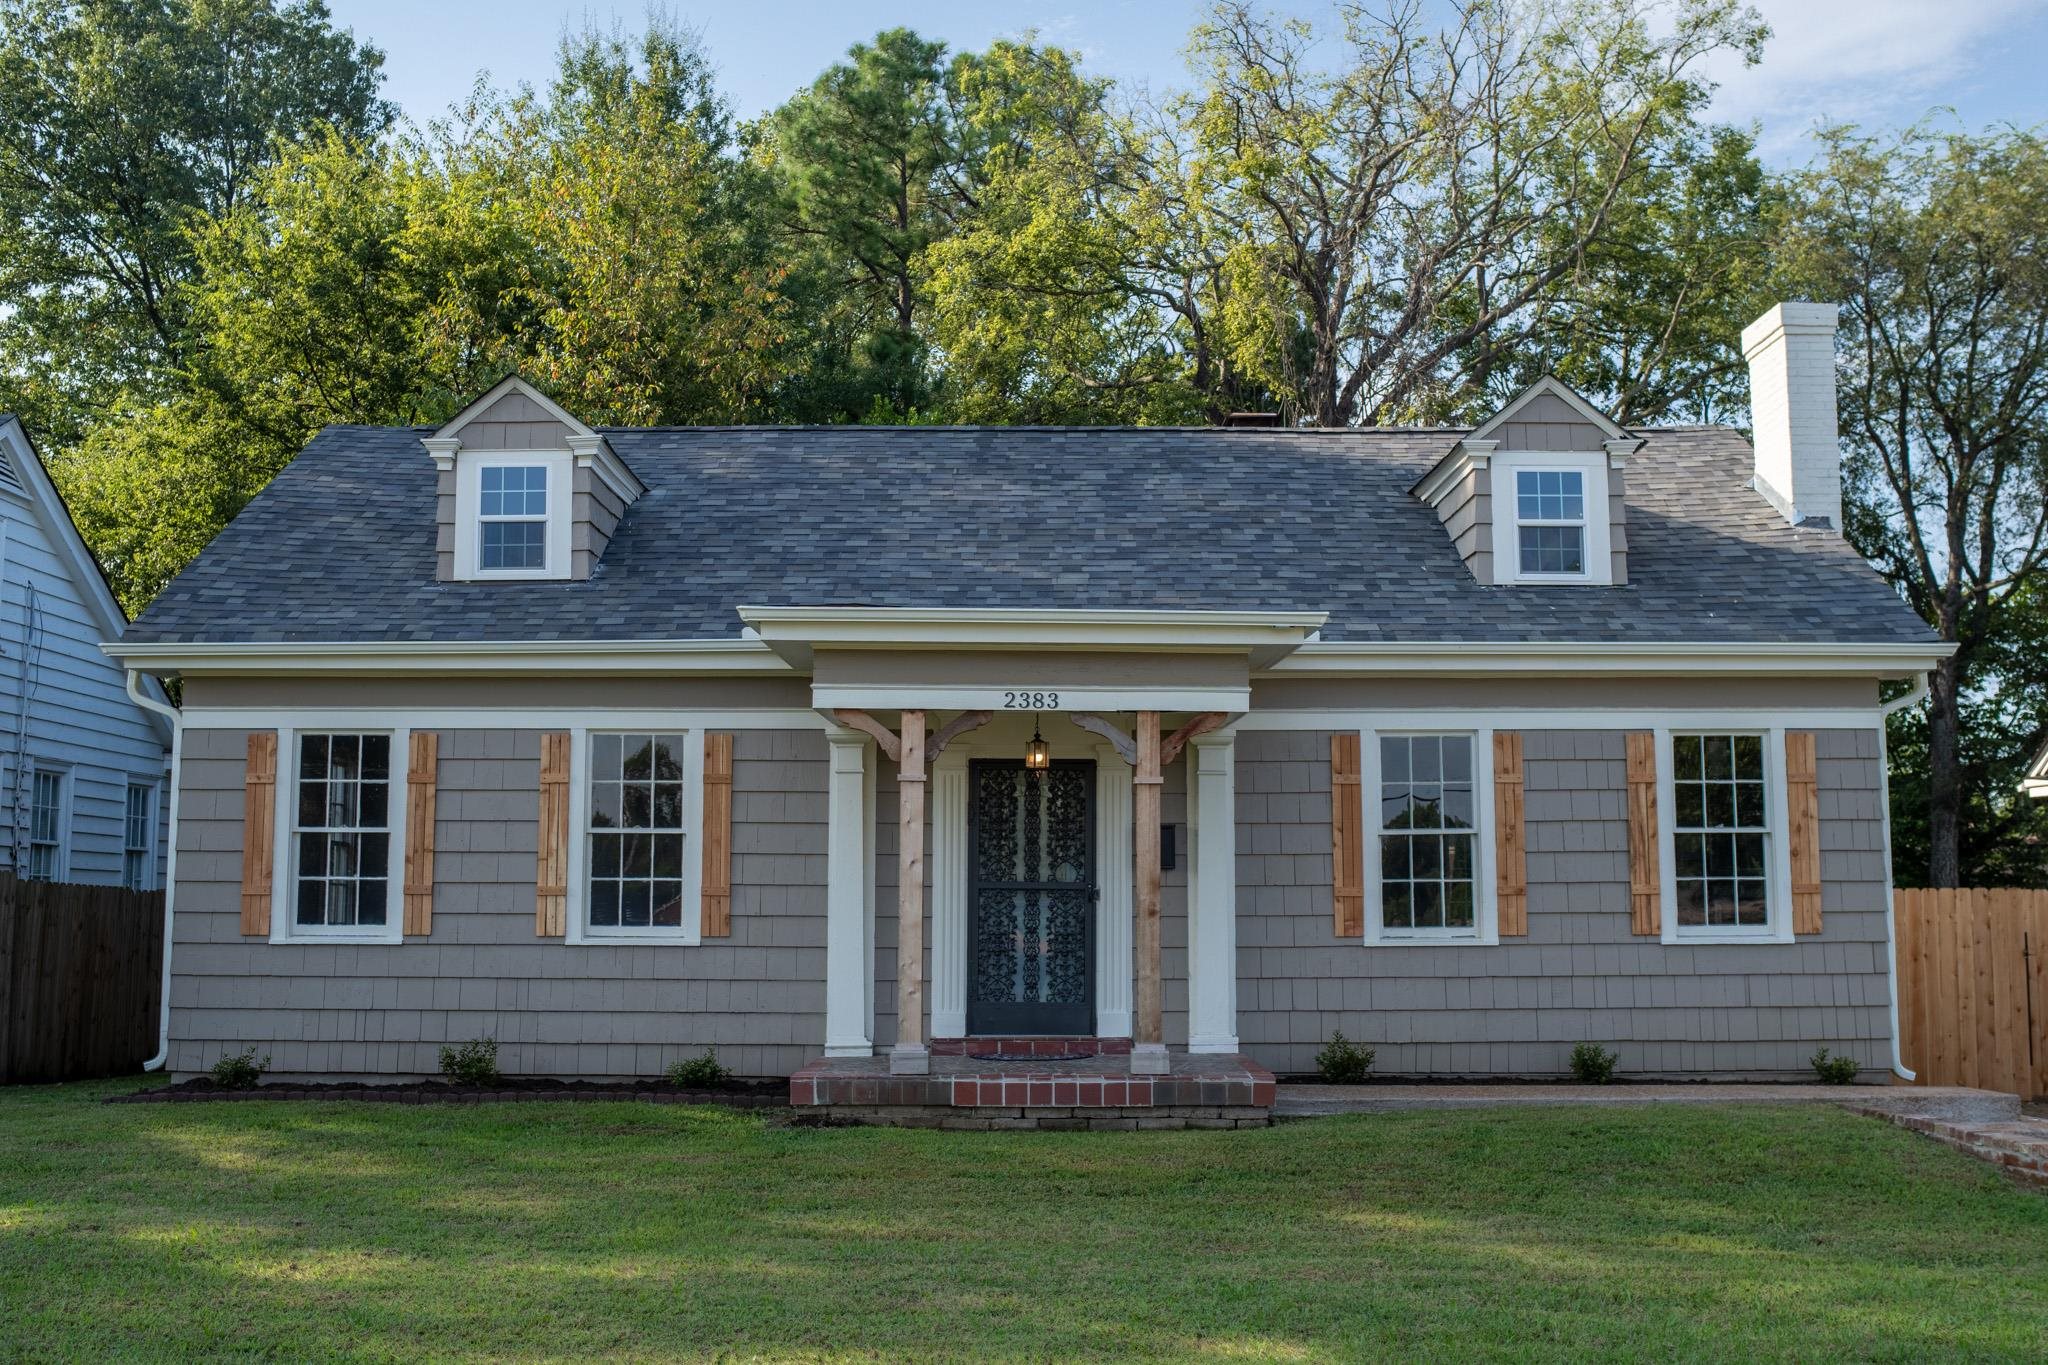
[1515,469,1586,575]
[478,464,549,571]
[1670,733,1771,931]
[292,733,392,930]
[586,732,688,933]
[1376,733,1479,934]
[27,768,64,881]
[123,782,155,891]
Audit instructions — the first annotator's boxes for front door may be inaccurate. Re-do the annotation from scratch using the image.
[967,759,1095,1035]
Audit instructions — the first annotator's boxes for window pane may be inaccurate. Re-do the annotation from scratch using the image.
[1703,735,1732,780]
[1732,734,1763,780]
[1412,736,1441,782]
[1735,833,1765,877]
[652,882,684,928]
[357,880,387,925]
[1705,781,1733,828]
[359,780,388,830]
[653,834,683,880]
[623,736,653,781]
[361,735,390,781]
[481,464,547,516]
[1442,735,1471,782]
[1381,837,1410,880]
[330,734,360,781]
[1445,880,1474,928]
[480,519,545,570]
[1414,881,1442,927]
[590,881,619,926]
[1380,737,1409,782]
[300,734,329,779]
[1444,833,1473,881]
[1673,734,1701,780]
[1383,881,1412,928]
[1518,524,1584,574]
[297,877,324,925]
[1413,834,1441,879]
[360,833,389,880]
[1674,781,1703,828]
[654,781,683,829]
[1442,786,1473,830]
[1707,879,1735,926]
[622,783,653,829]
[1409,786,1442,829]
[1381,788,1410,829]
[1675,833,1704,879]
[593,733,623,781]
[591,832,620,878]
[1735,781,1765,827]
[620,880,651,927]
[1737,881,1769,926]
[622,832,651,878]
[1675,879,1706,926]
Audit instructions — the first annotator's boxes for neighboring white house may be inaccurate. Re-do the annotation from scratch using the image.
[2022,739,2048,800]
[0,415,172,888]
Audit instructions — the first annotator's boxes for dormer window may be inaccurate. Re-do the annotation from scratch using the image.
[423,376,644,584]
[1514,469,1587,576]
[479,464,550,571]
[454,452,570,580]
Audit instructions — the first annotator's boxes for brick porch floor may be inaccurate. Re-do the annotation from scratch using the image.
[789,1050,1276,1129]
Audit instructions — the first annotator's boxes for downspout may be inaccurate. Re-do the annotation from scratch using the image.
[1878,672,1931,1082]
[126,668,180,1072]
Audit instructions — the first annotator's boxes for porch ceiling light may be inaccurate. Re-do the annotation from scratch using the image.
[1024,720,1050,771]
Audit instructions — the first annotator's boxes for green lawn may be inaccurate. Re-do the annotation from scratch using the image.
[3,1082,2046,1361]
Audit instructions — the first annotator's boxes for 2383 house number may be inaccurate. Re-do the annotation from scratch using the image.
[1001,691,1060,709]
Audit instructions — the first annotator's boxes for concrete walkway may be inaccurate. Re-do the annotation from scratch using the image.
[1274,1082,2018,1123]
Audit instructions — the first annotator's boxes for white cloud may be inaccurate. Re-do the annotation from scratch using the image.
[1700,0,2034,157]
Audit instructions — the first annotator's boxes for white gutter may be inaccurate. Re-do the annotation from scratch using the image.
[125,669,180,1072]
[1275,639,1955,678]
[1878,670,1932,1081]
[104,636,791,677]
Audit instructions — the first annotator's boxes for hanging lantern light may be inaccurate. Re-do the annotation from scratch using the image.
[1024,719,1050,771]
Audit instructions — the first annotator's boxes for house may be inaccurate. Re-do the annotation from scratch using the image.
[108,301,1948,1122]
[2020,739,2048,799]
[0,415,172,890]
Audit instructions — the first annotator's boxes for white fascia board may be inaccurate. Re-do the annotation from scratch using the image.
[1267,639,1954,678]
[1467,374,1631,446]
[434,374,596,443]
[811,682,1252,713]
[103,636,791,677]
[738,604,1328,652]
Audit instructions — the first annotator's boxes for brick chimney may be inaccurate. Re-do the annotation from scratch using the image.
[1741,302,1842,530]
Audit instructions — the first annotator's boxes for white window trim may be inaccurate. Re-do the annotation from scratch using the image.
[271,727,407,944]
[1655,725,1795,946]
[452,450,573,581]
[1360,726,1499,946]
[123,777,159,892]
[566,725,705,946]
[27,763,71,882]
[1490,450,1614,586]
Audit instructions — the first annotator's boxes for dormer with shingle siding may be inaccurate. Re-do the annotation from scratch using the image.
[421,376,645,583]
[1412,376,1640,587]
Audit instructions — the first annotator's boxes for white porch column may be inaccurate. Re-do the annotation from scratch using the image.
[929,749,969,1039]
[1093,743,1134,1038]
[1187,730,1240,1053]
[824,730,874,1056]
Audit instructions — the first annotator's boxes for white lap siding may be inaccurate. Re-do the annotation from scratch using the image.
[1233,727,1893,1078]
[166,727,828,1079]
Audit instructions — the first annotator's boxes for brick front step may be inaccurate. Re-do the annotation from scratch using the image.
[1851,1106,2048,1187]
[789,1052,1276,1127]
[929,1037,1134,1058]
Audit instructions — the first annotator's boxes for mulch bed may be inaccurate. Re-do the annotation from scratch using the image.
[107,1076,789,1106]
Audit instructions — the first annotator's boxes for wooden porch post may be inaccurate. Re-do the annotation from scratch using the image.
[890,709,929,1074]
[1132,710,1169,1074]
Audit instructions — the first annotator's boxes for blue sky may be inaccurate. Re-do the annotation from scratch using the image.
[326,0,2048,164]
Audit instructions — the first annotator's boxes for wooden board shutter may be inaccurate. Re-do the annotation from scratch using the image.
[1625,731,1661,935]
[402,731,438,936]
[700,732,733,937]
[240,731,278,936]
[1785,730,1823,935]
[1330,732,1364,937]
[1493,731,1528,936]
[536,732,570,937]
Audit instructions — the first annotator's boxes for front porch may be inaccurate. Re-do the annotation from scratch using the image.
[790,1046,1278,1129]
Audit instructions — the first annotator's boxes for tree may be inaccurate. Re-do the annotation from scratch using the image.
[1174,0,1766,426]
[0,0,389,443]
[1775,124,2048,886]
[766,28,957,416]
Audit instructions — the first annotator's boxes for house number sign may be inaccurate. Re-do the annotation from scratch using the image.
[1001,691,1060,710]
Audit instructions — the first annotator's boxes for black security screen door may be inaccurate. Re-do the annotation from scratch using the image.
[968,759,1096,1035]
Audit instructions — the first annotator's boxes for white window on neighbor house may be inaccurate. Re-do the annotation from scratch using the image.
[123,781,155,891]
[291,733,393,931]
[1670,733,1772,932]
[1373,733,1481,938]
[1515,469,1586,575]
[584,732,689,935]
[27,767,65,881]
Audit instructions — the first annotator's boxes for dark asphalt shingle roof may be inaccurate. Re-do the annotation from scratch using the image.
[125,423,1932,646]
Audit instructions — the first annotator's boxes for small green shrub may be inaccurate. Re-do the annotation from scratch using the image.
[668,1049,731,1090]
[1569,1043,1618,1084]
[1315,1030,1375,1084]
[438,1037,501,1087]
[209,1049,269,1089]
[1811,1047,1860,1085]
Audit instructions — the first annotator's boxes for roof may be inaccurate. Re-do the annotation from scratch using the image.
[123,423,1933,649]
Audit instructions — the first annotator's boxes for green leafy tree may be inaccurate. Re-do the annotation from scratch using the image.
[0,0,389,443]
[766,28,958,417]
[1775,124,2048,886]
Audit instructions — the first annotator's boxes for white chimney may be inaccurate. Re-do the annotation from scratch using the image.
[1741,301,1842,530]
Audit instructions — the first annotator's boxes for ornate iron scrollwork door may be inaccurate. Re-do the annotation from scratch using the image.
[967,759,1096,1035]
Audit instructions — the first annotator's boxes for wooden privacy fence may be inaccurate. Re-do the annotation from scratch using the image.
[1896,888,2048,1100]
[0,874,164,1084]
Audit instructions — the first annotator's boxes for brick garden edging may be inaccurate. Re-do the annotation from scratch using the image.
[1848,1104,2048,1188]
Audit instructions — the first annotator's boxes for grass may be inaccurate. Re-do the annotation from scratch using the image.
[3,1081,2047,1360]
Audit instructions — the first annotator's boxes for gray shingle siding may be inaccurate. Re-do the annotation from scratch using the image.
[1232,728,1892,1077]
[166,727,828,1078]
